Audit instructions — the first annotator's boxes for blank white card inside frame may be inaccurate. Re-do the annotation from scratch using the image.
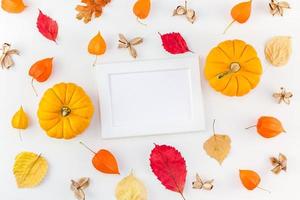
[95,56,205,138]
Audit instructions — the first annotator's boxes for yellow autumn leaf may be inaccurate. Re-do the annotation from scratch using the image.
[11,106,29,129]
[203,134,231,165]
[203,120,231,165]
[13,152,48,188]
[115,172,147,200]
[265,36,292,67]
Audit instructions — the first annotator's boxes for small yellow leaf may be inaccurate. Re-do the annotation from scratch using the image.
[11,106,29,130]
[203,134,231,165]
[13,152,48,188]
[265,36,292,67]
[115,172,147,200]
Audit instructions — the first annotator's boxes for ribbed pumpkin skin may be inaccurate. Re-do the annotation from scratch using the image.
[204,40,263,97]
[38,83,94,139]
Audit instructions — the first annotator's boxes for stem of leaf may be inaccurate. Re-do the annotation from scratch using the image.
[245,125,256,130]
[31,79,38,97]
[93,56,98,67]
[136,17,147,26]
[212,119,216,136]
[79,141,96,154]
[18,130,22,142]
[223,20,235,34]
[257,186,271,194]
[180,192,187,200]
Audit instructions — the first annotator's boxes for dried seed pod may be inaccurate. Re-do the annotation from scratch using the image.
[273,87,293,104]
[172,1,196,23]
[270,153,287,174]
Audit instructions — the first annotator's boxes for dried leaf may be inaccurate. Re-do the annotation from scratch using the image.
[115,172,147,200]
[270,153,287,174]
[273,87,293,104]
[0,43,19,69]
[192,174,214,191]
[76,0,111,23]
[159,32,191,54]
[118,34,143,58]
[269,0,290,16]
[71,177,90,200]
[37,10,58,43]
[265,36,292,67]
[149,144,187,200]
[13,152,48,188]
[173,1,196,23]
[203,120,231,165]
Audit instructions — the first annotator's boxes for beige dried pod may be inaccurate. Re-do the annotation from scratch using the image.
[265,36,292,67]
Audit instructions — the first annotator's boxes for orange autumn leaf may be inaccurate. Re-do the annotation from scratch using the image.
[239,170,260,190]
[29,57,53,96]
[223,0,252,34]
[1,0,26,13]
[88,32,106,66]
[133,0,151,23]
[80,142,120,174]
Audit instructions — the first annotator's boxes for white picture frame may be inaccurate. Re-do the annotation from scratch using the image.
[95,56,205,138]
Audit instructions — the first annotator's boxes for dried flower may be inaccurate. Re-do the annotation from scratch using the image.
[192,173,214,191]
[269,0,290,16]
[118,34,143,58]
[270,153,287,174]
[173,0,196,24]
[273,87,293,104]
[71,177,90,200]
[0,43,19,69]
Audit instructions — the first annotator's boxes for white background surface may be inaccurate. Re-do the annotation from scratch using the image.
[0,0,299,199]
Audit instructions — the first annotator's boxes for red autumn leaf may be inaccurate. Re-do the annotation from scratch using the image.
[150,144,187,200]
[159,32,191,54]
[37,10,58,42]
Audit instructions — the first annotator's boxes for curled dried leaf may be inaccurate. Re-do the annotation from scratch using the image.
[269,0,290,16]
[273,87,293,104]
[172,1,196,23]
[71,177,90,200]
[0,43,19,69]
[265,36,292,67]
[270,153,287,174]
[76,0,111,23]
[118,33,143,58]
[192,174,214,191]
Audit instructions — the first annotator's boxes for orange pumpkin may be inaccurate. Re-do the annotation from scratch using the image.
[204,39,263,96]
[37,83,94,139]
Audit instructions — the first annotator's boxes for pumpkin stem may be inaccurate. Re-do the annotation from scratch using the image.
[245,125,256,129]
[31,78,38,97]
[217,62,241,79]
[223,20,235,34]
[61,106,71,117]
[80,141,96,154]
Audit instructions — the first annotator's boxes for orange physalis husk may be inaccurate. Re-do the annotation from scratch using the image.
[29,57,53,96]
[239,170,270,193]
[246,116,286,138]
[1,0,26,13]
[11,106,29,141]
[223,0,252,34]
[80,142,120,175]
[88,32,106,66]
[133,0,151,25]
